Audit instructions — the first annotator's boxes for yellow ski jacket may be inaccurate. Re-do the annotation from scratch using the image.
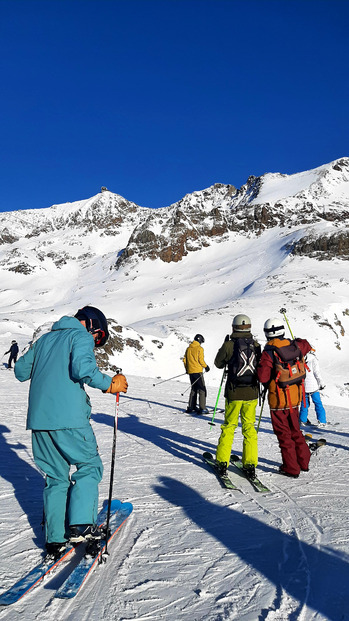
[183,340,208,374]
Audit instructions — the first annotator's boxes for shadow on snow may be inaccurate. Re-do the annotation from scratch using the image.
[154,476,349,621]
[0,424,44,546]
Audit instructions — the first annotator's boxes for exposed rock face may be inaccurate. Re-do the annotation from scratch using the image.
[292,231,349,260]
[0,158,348,279]
[116,157,349,267]
[94,320,162,372]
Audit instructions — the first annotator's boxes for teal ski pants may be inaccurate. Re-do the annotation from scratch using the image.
[216,399,258,467]
[32,425,103,544]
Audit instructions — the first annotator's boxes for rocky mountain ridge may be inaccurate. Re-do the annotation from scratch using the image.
[0,157,348,388]
[0,157,348,276]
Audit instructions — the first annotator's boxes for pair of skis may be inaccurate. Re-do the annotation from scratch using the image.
[203,452,270,493]
[0,499,133,606]
[203,436,327,491]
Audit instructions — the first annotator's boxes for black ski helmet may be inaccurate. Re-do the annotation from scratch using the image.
[74,306,109,347]
[194,334,205,344]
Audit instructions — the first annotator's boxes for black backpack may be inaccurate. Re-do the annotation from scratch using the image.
[228,337,258,387]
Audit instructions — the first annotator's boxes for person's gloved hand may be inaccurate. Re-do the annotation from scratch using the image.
[205,365,210,373]
[224,334,230,342]
[319,385,325,390]
[105,374,128,394]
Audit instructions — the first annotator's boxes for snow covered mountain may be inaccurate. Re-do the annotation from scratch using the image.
[0,157,348,405]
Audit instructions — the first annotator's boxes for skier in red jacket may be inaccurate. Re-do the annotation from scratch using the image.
[257,318,312,478]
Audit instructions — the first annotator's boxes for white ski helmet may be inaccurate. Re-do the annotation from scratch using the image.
[264,318,285,338]
[232,314,251,332]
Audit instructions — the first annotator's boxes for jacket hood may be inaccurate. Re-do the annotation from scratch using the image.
[51,316,87,332]
[266,337,291,347]
[230,331,253,340]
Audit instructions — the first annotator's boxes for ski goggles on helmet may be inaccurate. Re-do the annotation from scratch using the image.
[90,328,107,347]
[75,306,109,348]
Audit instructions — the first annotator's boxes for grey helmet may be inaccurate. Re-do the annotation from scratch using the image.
[194,334,205,344]
[264,317,285,338]
[232,314,251,332]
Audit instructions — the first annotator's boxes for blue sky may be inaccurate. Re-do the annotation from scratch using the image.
[0,0,348,212]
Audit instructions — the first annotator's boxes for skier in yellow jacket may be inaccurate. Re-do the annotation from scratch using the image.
[183,334,210,414]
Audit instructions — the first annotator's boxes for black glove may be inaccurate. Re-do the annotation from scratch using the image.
[319,385,325,390]
[224,334,230,342]
[205,365,210,373]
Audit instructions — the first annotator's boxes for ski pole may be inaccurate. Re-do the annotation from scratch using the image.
[279,307,294,339]
[208,369,226,428]
[181,373,202,396]
[104,389,120,558]
[153,373,186,386]
[256,388,267,432]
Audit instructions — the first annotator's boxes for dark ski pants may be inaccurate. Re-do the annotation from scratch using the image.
[270,407,311,476]
[188,373,207,410]
[8,354,17,369]
[32,425,103,544]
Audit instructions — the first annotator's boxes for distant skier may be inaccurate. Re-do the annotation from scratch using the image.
[4,340,19,369]
[257,317,312,478]
[183,334,210,414]
[14,306,128,560]
[214,314,261,478]
[299,349,327,428]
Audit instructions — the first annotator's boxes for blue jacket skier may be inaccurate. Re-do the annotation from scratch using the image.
[14,306,128,559]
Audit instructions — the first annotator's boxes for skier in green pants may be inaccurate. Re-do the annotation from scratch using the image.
[15,306,128,560]
[214,314,261,478]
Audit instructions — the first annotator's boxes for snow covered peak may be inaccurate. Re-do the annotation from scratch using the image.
[246,157,349,206]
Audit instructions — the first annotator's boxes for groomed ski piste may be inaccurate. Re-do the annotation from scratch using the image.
[1,369,349,621]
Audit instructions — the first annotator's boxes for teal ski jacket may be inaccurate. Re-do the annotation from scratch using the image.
[15,316,112,430]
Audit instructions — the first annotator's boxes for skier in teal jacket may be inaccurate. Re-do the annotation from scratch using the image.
[15,306,128,559]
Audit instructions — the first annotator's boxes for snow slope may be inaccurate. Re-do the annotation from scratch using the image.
[0,371,348,620]
[0,159,349,619]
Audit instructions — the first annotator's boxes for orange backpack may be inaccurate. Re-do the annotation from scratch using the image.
[273,341,309,411]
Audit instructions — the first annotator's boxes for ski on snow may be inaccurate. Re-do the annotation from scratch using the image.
[230,455,271,493]
[304,435,327,453]
[0,499,128,606]
[55,501,133,599]
[202,452,240,490]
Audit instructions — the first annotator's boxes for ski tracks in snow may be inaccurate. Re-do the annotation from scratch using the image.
[1,374,349,620]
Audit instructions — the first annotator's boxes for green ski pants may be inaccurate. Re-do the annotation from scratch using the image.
[216,399,258,467]
[32,425,103,544]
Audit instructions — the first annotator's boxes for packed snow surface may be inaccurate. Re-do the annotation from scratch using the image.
[0,370,348,620]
